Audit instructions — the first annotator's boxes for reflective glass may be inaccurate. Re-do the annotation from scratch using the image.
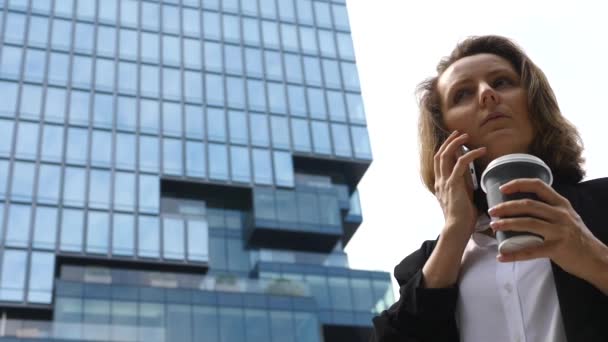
[141,32,160,63]
[0,120,14,156]
[184,71,203,103]
[114,172,135,211]
[76,0,95,20]
[44,87,66,122]
[89,169,111,209]
[230,145,250,183]
[208,143,228,181]
[6,204,31,247]
[40,124,64,162]
[278,0,296,21]
[5,12,26,43]
[116,133,136,170]
[141,65,159,97]
[162,102,182,136]
[275,189,297,224]
[284,53,303,83]
[93,93,114,128]
[250,113,269,147]
[245,48,263,77]
[253,148,272,185]
[139,135,159,173]
[307,88,327,119]
[140,99,160,134]
[162,5,179,34]
[121,0,138,27]
[163,35,180,66]
[183,8,201,37]
[242,18,260,46]
[166,304,192,342]
[326,91,346,122]
[295,312,321,342]
[37,164,61,204]
[351,277,374,312]
[270,311,295,342]
[28,252,55,303]
[66,127,88,165]
[95,58,115,91]
[311,121,331,155]
[55,0,74,17]
[332,4,350,30]
[11,162,35,201]
[274,151,294,187]
[74,22,94,54]
[163,138,183,175]
[261,21,279,48]
[331,123,352,157]
[33,206,58,249]
[241,0,257,15]
[346,93,366,124]
[0,160,8,196]
[139,174,159,213]
[247,79,266,112]
[69,90,91,125]
[314,2,332,28]
[118,62,137,94]
[188,220,208,261]
[322,59,341,89]
[270,116,289,149]
[48,52,69,85]
[184,39,202,69]
[91,130,112,167]
[260,0,277,19]
[206,74,224,106]
[138,216,160,258]
[113,213,134,256]
[297,191,318,225]
[15,121,39,159]
[351,126,372,159]
[207,108,226,142]
[280,24,299,52]
[185,141,205,178]
[202,11,220,40]
[303,56,322,86]
[60,208,84,252]
[299,27,317,54]
[291,119,311,152]
[28,16,49,47]
[141,2,160,30]
[227,238,249,272]
[219,308,245,342]
[0,82,18,116]
[51,19,72,50]
[99,0,117,22]
[63,167,86,206]
[264,50,283,80]
[0,249,27,301]
[204,41,222,71]
[223,14,240,43]
[23,49,45,82]
[226,77,245,109]
[228,110,247,144]
[163,217,185,260]
[296,0,314,25]
[185,105,204,139]
[86,211,109,254]
[341,62,361,91]
[329,276,353,310]
[202,0,219,10]
[72,55,93,88]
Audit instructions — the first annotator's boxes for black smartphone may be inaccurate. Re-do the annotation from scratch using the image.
[461,146,479,190]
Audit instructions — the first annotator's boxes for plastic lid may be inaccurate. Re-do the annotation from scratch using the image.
[480,153,553,192]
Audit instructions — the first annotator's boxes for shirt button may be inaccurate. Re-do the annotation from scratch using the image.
[504,283,513,293]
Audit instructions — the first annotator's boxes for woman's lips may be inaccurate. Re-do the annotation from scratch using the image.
[481,112,509,127]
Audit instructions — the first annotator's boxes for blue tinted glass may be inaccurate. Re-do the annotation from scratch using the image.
[244,309,271,342]
[139,174,159,214]
[280,24,299,51]
[162,102,182,136]
[113,213,134,256]
[163,138,183,175]
[0,249,27,301]
[0,82,18,116]
[76,0,95,20]
[66,127,88,164]
[24,49,45,82]
[284,54,303,83]
[11,161,35,200]
[63,167,86,206]
[294,312,321,342]
[120,0,138,27]
[208,143,228,181]
[227,238,249,271]
[139,135,159,173]
[72,55,93,88]
[141,32,160,63]
[140,99,160,134]
[90,130,111,167]
[351,277,374,311]
[184,39,202,69]
[305,274,330,309]
[241,0,257,15]
[261,21,279,48]
[311,121,331,155]
[270,116,289,149]
[185,105,204,139]
[51,19,72,50]
[33,206,58,249]
[20,84,43,119]
[208,236,226,270]
[48,52,69,85]
[322,59,341,89]
[250,114,269,146]
[15,121,39,159]
[242,18,260,45]
[331,123,352,157]
[93,93,114,128]
[206,74,224,106]
[303,57,322,86]
[28,16,49,47]
[245,48,263,77]
[95,58,115,91]
[141,2,159,31]
[32,0,51,12]
[44,87,66,122]
[332,4,350,30]
[37,166,61,204]
[226,77,245,108]
[1,46,22,79]
[40,124,64,162]
[162,5,179,34]
[228,110,247,144]
[99,0,117,22]
[6,204,31,247]
[163,217,185,260]
[166,304,193,342]
[247,80,266,112]
[0,120,14,155]
[341,62,361,91]
[28,252,55,303]
[230,146,250,183]
[185,141,206,178]
[203,11,220,40]
[351,126,372,159]
[74,22,94,53]
[204,41,222,71]
[207,108,226,142]
[264,50,283,80]
[278,0,296,21]
[296,0,313,24]
[202,0,219,10]
[163,35,180,66]
[184,71,203,103]
[219,308,246,342]
[187,220,209,262]
[0,160,8,196]
[116,133,136,170]
[222,0,239,12]
[54,0,74,16]
[346,93,366,124]
[327,90,346,121]
[307,88,327,119]
[299,27,317,54]
[141,65,160,97]
[60,208,84,252]
[259,0,277,18]
[274,151,294,187]
[89,169,111,209]
[86,211,109,254]
[114,172,135,211]
[183,8,201,37]
[329,276,353,310]
[223,14,240,42]
[139,216,160,258]
[252,148,272,185]
[314,2,332,28]
[118,62,137,94]
[5,12,26,43]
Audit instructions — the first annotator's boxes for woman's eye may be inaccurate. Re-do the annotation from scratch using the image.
[453,89,471,104]
[493,77,512,88]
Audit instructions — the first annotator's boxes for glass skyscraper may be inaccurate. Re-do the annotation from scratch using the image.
[0,0,392,341]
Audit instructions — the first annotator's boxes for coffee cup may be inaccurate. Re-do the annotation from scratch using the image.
[480,153,553,254]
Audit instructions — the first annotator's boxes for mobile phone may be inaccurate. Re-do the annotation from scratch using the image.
[461,146,479,190]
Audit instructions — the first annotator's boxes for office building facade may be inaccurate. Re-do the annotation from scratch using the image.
[0,0,392,340]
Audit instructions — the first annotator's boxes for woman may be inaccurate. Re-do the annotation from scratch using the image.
[371,35,608,341]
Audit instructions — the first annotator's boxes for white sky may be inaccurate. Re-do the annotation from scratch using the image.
[343,0,608,296]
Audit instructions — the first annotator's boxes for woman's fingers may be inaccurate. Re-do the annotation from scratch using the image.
[434,130,460,184]
[439,133,471,179]
[451,147,486,180]
[488,198,565,223]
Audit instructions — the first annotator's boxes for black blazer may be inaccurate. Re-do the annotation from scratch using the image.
[371,177,608,342]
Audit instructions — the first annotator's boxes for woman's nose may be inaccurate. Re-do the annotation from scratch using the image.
[479,84,498,106]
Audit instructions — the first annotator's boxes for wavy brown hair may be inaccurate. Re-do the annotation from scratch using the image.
[417,35,585,194]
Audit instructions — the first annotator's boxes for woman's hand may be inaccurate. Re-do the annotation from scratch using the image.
[489,178,608,294]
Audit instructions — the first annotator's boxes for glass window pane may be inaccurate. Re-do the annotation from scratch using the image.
[183,8,200,37]
[223,14,240,43]
[296,0,313,25]
[207,108,226,142]
[139,174,159,214]
[51,19,72,50]
[228,110,247,144]
[96,58,115,91]
[141,32,160,63]
[163,217,185,260]
[76,0,95,20]
[184,38,202,69]
[287,85,306,117]
[91,130,111,167]
[329,276,353,310]
[314,1,332,27]
[351,126,372,159]
[48,52,69,85]
[28,252,55,303]
[0,249,27,301]
[318,30,337,58]
[0,120,14,156]
[280,24,299,52]
[245,48,263,78]
[44,87,67,122]
[219,308,245,342]
[115,133,135,170]
[185,141,206,178]
[5,12,26,43]
[33,207,58,249]
[208,143,228,181]
[206,74,224,106]
[241,0,257,15]
[247,80,266,112]
[278,0,296,22]
[163,35,180,66]
[307,88,327,119]
[337,33,355,60]
[15,121,39,159]
[141,65,159,97]
[341,61,361,90]
[0,82,18,117]
[270,116,289,149]
[162,102,182,136]
[230,146,250,183]
[40,124,64,162]
[204,41,222,72]
[346,93,366,124]
[162,5,179,34]
[0,161,7,197]
[72,55,93,88]
[163,138,183,175]
[114,172,135,211]
[226,77,244,109]
[1,46,22,79]
[63,167,86,207]
[87,211,109,254]
[74,22,94,54]
[60,208,84,252]
[261,21,279,48]
[139,135,159,173]
[99,0,117,23]
[117,96,136,131]
[24,49,45,82]
[245,309,270,342]
[6,204,31,247]
[93,93,114,128]
[187,220,209,262]
[252,149,272,185]
[311,121,331,155]
[242,18,260,46]
[322,59,341,89]
[331,123,352,158]
[259,0,276,19]
[11,162,35,201]
[332,4,350,30]
[295,312,321,342]
[327,90,346,121]
[140,99,160,133]
[274,151,294,187]
[141,2,159,31]
[37,165,61,204]
[264,50,282,80]
[28,17,49,47]
[227,238,249,272]
[250,114,269,147]
[184,71,203,103]
[118,62,137,94]
[202,11,220,40]
[299,27,317,55]
[55,0,74,16]
[121,0,138,27]
[138,216,159,258]
[113,213,134,256]
[208,236,226,270]
[89,169,111,209]
[267,82,286,115]
[20,84,43,119]
[185,105,204,139]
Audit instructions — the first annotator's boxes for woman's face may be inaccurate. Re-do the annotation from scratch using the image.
[437,53,534,167]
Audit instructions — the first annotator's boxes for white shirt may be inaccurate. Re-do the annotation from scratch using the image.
[455,215,568,342]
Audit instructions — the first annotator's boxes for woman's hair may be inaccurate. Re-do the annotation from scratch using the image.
[417,35,585,193]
